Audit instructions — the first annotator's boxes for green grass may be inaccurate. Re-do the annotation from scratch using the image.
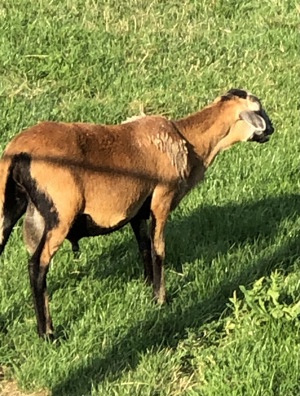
[0,0,300,395]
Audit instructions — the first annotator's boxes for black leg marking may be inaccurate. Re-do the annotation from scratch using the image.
[11,153,59,231]
[28,232,53,338]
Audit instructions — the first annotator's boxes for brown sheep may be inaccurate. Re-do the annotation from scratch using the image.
[0,88,274,338]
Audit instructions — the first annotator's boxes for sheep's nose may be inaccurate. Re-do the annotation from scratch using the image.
[267,124,275,135]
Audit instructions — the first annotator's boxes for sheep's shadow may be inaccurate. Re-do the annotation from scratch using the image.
[51,193,300,395]
[52,230,300,396]
[53,193,300,283]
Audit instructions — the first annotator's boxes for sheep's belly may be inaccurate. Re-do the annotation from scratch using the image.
[69,213,130,238]
[83,190,151,230]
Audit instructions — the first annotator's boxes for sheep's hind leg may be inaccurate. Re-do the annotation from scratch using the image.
[25,202,81,258]
[27,196,78,339]
[130,216,153,284]
[29,232,54,339]
[29,221,72,339]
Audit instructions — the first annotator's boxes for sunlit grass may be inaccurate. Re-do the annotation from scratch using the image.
[0,0,299,395]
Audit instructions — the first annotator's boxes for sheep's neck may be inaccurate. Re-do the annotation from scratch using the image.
[174,105,234,167]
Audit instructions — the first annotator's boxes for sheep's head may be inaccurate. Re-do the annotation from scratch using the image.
[220,88,274,144]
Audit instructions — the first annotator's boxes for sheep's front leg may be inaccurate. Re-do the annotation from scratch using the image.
[150,187,174,304]
[130,216,153,284]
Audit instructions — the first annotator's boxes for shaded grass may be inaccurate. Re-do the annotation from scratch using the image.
[0,0,300,395]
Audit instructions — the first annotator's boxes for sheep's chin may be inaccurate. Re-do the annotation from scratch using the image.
[248,132,270,143]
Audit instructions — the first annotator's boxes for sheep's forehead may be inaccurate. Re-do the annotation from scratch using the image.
[222,88,261,111]
[246,93,261,111]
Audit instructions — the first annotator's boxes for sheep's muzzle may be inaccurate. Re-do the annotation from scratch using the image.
[250,111,275,143]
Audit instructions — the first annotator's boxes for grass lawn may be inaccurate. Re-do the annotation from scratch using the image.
[0,0,300,395]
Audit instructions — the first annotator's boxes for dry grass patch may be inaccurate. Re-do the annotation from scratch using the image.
[0,367,49,396]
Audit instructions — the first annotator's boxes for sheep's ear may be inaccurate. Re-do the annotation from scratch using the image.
[239,110,266,133]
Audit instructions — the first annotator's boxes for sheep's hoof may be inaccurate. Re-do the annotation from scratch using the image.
[38,325,55,342]
[41,333,55,342]
[154,290,167,305]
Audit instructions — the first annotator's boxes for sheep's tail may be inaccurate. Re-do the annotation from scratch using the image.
[0,157,11,252]
[0,155,27,255]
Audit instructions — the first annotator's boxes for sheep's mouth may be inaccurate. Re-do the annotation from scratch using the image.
[249,126,274,143]
[249,117,274,143]
[250,133,270,143]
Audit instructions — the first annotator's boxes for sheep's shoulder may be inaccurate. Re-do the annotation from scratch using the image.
[132,116,190,179]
